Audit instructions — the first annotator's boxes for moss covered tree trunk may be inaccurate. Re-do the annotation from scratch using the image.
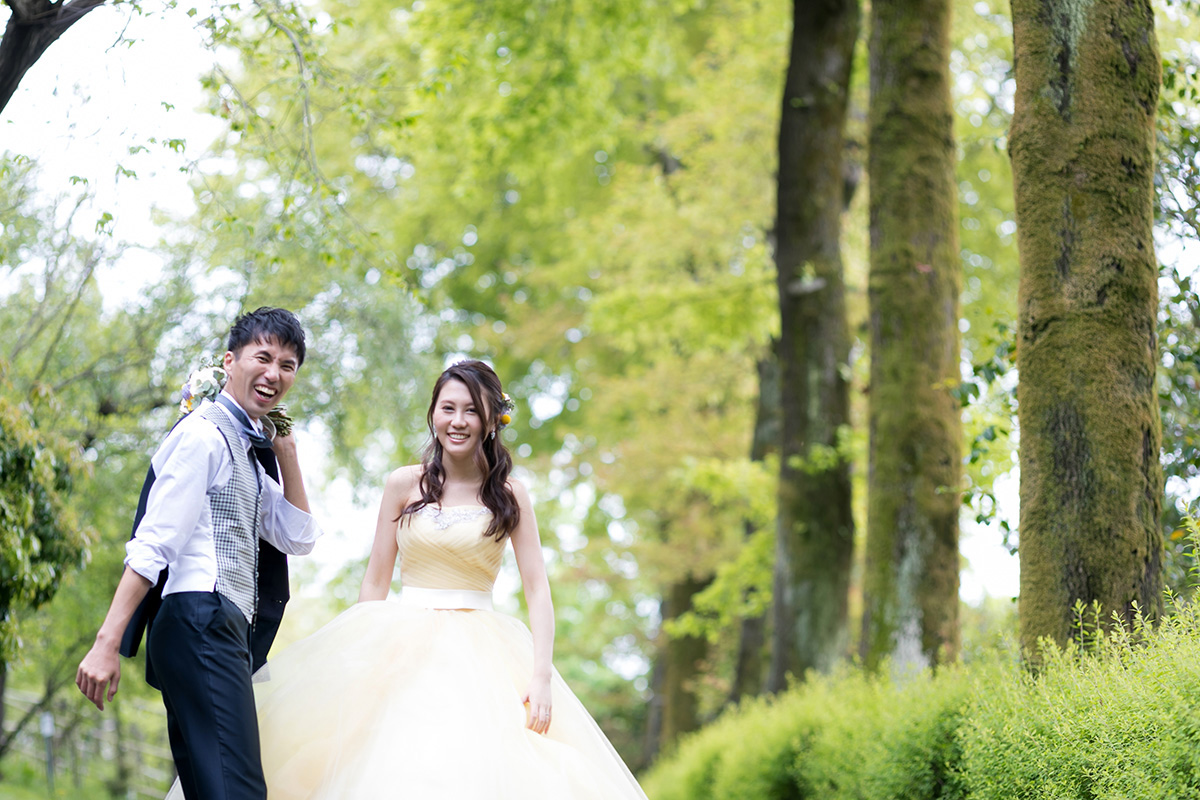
[1010,0,1163,652]
[860,0,961,671]
[768,0,859,690]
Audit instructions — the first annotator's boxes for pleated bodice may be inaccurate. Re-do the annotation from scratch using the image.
[397,505,502,593]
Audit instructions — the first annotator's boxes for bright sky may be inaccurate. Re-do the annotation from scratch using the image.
[0,2,1022,606]
[3,1,224,307]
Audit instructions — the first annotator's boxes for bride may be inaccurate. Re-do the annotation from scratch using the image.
[169,359,648,799]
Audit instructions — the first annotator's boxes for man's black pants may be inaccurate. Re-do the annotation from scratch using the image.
[149,592,266,800]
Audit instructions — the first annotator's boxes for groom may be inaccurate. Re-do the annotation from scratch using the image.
[77,307,321,800]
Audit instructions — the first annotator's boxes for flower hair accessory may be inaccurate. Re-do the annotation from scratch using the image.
[177,352,295,437]
[497,392,516,430]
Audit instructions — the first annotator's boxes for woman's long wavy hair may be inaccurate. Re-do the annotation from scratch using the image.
[400,360,519,540]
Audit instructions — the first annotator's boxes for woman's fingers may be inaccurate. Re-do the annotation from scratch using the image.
[526,704,552,733]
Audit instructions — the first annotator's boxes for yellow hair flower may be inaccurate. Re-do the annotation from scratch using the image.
[497,393,517,431]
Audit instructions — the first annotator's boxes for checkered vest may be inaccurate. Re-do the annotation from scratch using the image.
[198,403,261,622]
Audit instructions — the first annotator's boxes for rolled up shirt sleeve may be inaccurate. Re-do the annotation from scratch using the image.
[258,473,321,555]
[124,418,228,584]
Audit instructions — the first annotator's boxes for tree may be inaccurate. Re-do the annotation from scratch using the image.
[0,388,89,752]
[728,354,780,703]
[767,0,860,690]
[860,0,963,671]
[0,0,105,113]
[1010,0,1163,651]
[0,154,197,772]
[193,0,788,764]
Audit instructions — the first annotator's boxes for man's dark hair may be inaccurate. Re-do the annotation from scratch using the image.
[227,307,307,366]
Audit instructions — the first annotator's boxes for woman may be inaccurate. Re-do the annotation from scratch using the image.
[170,360,648,799]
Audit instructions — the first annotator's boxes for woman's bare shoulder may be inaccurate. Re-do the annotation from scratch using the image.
[384,464,424,498]
[506,476,532,507]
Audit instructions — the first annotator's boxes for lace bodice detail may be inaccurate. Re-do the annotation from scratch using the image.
[420,505,491,530]
[397,505,503,593]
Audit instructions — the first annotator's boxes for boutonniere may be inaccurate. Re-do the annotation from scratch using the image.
[178,354,225,417]
[177,353,295,437]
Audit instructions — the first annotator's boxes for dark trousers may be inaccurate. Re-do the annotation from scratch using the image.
[148,592,266,800]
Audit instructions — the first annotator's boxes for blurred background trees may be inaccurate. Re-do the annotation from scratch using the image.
[2,0,1199,792]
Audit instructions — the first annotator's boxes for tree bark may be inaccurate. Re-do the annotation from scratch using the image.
[0,0,106,116]
[860,0,962,672]
[768,0,859,691]
[1010,0,1163,652]
[645,575,710,759]
[0,660,6,769]
[729,350,779,704]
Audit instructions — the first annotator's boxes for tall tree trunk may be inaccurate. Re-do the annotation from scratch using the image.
[0,660,6,773]
[772,0,859,690]
[860,0,962,672]
[641,647,664,763]
[0,0,106,116]
[729,350,780,705]
[646,575,709,759]
[729,588,766,703]
[1010,0,1163,652]
[768,0,859,692]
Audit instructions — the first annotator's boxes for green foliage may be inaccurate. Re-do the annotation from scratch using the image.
[665,521,773,642]
[1154,2,1200,586]
[950,0,1020,532]
[642,663,975,800]
[181,0,1038,748]
[648,577,1200,800]
[961,611,1200,799]
[0,389,90,662]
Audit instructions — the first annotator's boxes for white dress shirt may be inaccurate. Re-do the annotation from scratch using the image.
[125,393,320,596]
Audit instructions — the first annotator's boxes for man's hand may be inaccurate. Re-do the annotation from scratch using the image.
[271,430,297,457]
[77,636,121,711]
[272,431,311,513]
[76,567,153,711]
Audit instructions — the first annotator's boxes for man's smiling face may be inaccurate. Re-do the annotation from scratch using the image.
[222,337,299,421]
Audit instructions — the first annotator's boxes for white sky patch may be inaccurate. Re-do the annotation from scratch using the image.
[959,468,1020,605]
[3,0,225,311]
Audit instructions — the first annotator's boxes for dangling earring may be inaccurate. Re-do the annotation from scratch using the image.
[489,430,496,441]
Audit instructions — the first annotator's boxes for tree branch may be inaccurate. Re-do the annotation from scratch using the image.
[0,0,108,116]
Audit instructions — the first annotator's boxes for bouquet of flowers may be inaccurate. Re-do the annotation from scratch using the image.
[177,353,295,437]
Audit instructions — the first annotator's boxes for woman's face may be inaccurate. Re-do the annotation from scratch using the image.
[432,378,487,455]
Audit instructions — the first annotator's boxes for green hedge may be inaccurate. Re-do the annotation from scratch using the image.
[642,603,1200,800]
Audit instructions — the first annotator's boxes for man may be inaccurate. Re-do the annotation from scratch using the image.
[77,307,320,800]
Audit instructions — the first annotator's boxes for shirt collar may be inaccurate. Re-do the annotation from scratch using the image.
[218,390,264,435]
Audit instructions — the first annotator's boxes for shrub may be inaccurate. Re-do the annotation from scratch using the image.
[798,665,976,800]
[642,664,979,800]
[961,601,1200,800]
[642,594,1200,800]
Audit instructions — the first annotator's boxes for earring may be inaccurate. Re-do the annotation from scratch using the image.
[489,430,496,441]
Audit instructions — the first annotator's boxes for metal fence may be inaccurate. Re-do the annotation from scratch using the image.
[3,687,174,799]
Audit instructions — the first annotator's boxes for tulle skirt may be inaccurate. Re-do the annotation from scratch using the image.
[166,600,647,799]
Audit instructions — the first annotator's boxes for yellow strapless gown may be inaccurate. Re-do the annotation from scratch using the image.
[168,505,648,799]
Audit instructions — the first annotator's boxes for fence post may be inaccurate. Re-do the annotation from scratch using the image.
[39,710,55,795]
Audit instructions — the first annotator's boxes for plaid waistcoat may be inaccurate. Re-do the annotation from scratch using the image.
[198,402,261,622]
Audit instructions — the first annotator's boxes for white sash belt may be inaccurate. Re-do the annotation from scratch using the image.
[399,587,494,611]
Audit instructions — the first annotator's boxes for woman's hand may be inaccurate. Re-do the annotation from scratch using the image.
[523,674,553,734]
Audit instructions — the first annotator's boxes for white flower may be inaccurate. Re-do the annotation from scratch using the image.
[188,366,225,399]
[177,358,227,419]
